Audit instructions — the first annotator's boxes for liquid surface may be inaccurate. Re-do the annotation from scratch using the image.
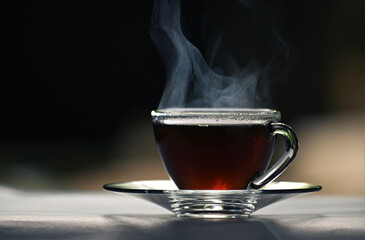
[152,108,280,126]
[154,123,275,190]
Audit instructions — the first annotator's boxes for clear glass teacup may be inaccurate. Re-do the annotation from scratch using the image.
[152,108,298,190]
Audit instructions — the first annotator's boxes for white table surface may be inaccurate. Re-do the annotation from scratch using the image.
[0,186,364,240]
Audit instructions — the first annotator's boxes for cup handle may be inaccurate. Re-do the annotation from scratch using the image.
[248,122,299,189]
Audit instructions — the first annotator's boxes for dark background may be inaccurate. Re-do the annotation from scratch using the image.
[0,0,363,189]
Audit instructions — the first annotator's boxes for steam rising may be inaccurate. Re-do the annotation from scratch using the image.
[151,0,285,109]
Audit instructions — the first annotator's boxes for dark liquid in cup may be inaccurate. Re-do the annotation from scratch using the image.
[153,123,275,190]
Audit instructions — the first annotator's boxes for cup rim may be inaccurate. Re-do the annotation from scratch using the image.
[153,108,279,114]
[151,108,281,125]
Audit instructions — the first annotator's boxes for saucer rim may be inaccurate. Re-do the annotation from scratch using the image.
[103,180,322,195]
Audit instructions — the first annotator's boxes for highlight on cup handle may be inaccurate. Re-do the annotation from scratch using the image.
[248,122,299,189]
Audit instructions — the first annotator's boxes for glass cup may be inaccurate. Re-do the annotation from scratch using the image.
[151,108,298,190]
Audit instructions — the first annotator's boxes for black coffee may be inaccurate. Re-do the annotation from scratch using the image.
[153,123,275,190]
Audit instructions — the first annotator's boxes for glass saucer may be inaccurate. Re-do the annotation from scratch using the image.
[103,180,321,218]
